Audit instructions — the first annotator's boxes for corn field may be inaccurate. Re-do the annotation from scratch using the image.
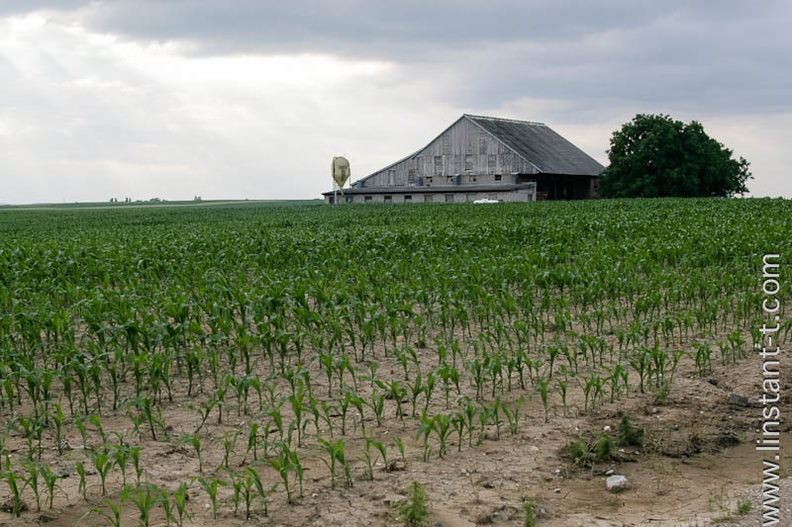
[0,198,789,525]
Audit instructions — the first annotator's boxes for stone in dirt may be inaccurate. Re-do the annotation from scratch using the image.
[383,494,407,505]
[606,475,630,493]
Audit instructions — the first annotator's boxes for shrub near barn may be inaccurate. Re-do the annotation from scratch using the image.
[598,113,752,198]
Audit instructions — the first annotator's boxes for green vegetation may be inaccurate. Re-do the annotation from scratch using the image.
[599,114,752,198]
[736,495,752,515]
[0,198,789,522]
[396,480,430,527]
[616,415,644,447]
[522,499,537,527]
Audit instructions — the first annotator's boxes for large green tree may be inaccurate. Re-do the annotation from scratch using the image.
[598,114,752,198]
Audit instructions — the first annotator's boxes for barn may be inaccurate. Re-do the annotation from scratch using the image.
[323,114,605,204]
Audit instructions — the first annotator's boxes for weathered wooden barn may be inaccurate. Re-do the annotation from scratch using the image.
[323,114,605,204]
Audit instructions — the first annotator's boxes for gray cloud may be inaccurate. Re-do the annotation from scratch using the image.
[0,1,88,16]
[72,1,792,116]
[1,1,789,201]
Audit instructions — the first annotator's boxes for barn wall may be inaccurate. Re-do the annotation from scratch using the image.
[333,187,536,204]
[360,117,538,189]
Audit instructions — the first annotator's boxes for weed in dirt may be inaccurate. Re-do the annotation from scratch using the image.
[736,495,752,514]
[522,499,537,527]
[564,438,594,468]
[593,433,616,461]
[396,480,430,527]
[616,415,644,447]
[652,379,672,405]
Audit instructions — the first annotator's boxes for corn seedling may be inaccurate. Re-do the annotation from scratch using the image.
[172,481,192,526]
[196,476,226,519]
[503,394,526,435]
[19,458,41,512]
[394,436,407,470]
[318,437,351,488]
[121,482,164,527]
[415,412,433,462]
[245,467,279,517]
[218,429,240,471]
[431,413,454,458]
[76,460,88,500]
[268,442,299,502]
[93,498,123,527]
[39,463,58,509]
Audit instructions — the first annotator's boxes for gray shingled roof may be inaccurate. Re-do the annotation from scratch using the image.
[465,115,605,176]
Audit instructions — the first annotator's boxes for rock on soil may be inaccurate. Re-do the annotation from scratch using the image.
[605,475,630,493]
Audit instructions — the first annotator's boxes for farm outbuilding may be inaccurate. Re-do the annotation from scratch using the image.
[323,114,605,204]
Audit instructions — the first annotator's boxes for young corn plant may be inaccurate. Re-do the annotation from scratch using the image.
[407,373,424,418]
[415,411,434,462]
[88,448,114,497]
[219,429,241,472]
[39,463,58,509]
[502,395,526,435]
[289,386,307,447]
[196,476,226,520]
[171,481,191,527]
[122,482,165,527]
[534,376,553,423]
[694,342,713,376]
[345,391,366,436]
[387,436,404,470]
[76,460,88,500]
[318,437,352,488]
[367,390,386,427]
[431,413,454,458]
[376,379,407,421]
[20,458,42,512]
[244,467,279,518]
[362,436,387,479]
[268,442,300,503]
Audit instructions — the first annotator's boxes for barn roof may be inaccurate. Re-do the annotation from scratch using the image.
[345,114,604,192]
[464,115,604,176]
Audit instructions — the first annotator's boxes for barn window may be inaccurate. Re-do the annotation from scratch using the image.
[408,169,416,185]
[388,170,396,185]
[364,196,372,202]
[445,194,454,203]
[434,156,443,175]
[384,195,392,203]
[345,195,353,203]
[488,155,497,174]
[464,155,473,172]
[494,174,502,182]
[468,175,477,183]
[426,176,433,186]
[479,134,488,154]
[466,193,476,202]
[404,195,412,202]
[424,194,433,203]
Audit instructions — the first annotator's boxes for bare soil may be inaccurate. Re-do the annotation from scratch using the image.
[1,330,790,527]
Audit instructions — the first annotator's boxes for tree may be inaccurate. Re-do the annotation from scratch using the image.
[598,114,751,198]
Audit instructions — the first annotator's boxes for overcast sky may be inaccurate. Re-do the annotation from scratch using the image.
[1,1,790,203]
